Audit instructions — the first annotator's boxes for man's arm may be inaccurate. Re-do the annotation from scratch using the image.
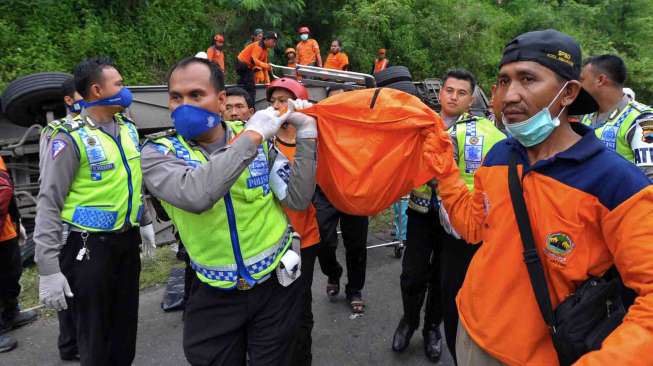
[251,46,271,71]
[315,41,323,67]
[276,137,317,211]
[575,185,653,365]
[141,134,259,214]
[34,132,79,275]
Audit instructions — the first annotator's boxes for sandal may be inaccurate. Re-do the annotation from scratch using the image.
[326,280,340,301]
[348,295,365,314]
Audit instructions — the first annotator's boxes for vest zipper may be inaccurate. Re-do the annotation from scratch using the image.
[100,128,134,228]
[223,193,256,285]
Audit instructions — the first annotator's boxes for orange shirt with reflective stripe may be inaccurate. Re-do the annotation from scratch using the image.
[324,52,349,71]
[0,156,17,242]
[296,39,320,65]
[206,46,225,72]
[374,58,388,73]
[237,42,269,71]
[275,141,320,249]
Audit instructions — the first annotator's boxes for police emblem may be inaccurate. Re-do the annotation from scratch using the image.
[469,136,479,145]
[87,137,96,146]
[544,232,575,265]
[640,120,653,144]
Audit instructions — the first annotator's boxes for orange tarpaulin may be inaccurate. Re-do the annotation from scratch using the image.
[301,88,455,215]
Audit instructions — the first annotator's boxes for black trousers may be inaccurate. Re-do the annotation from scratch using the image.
[57,307,78,358]
[60,228,141,366]
[236,61,256,106]
[314,188,368,297]
[0,237,21,307]
[399,208,443,330]
[289,243,321,366]
[184,271,303,366]
[440,234,479,365]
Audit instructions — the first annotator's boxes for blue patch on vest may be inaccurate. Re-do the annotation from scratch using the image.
[463,120,484,173]
[247,145,270,194]
[600,106,633,151]
[71,207,118,230]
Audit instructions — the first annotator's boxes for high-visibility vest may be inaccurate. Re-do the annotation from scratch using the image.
[53,114,143,232]
[581,100,653,162]
[151,121,291,290]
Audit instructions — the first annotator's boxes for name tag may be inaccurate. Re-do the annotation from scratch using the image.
[90,163,115,172]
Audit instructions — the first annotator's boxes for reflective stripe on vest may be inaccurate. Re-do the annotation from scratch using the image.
[599,105,633,151]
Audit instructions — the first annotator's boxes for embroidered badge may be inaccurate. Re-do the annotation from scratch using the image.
[544,232,575,265]
[640,120,653,144]
[51,139,67,159]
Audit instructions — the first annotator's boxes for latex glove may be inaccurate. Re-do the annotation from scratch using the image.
[286,112,317,139]
[245,107,289,140]
[288,98,313,112]
[17,222,27,247]
[39,272,73,311]
[140,224,156,259]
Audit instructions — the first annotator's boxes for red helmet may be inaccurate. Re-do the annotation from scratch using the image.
[266,78,309,101]
[298,26,310,34]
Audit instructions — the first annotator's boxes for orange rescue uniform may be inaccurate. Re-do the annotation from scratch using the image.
[206,46,225,72]
[437,124,653,365]
[0,156,17,242]
[324,52,349,71]
[275,141,320,249]
[373,58,388,73]
[238,41,270,84]
[296,39,320,66]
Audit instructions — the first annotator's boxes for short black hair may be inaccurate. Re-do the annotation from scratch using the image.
[73,56,117,99]
[332,39,342,47]
[61,77,77,99]
[226,86,254,108]
[583,54,627,86]
[442,68,476,93]
[167,56,225,93]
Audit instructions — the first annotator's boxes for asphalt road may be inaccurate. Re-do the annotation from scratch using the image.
[1,232,454,366]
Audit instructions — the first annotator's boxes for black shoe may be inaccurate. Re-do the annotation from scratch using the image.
[0,334,17,353]
[392,317,416,353]
[3,306,38,330]
[423,325,442,363]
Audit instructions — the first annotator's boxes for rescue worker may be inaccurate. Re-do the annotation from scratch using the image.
[296,26,322,67]
[35,57,155,366]
[435,29,653,365]
[286,48,298,68]
[436,69,506,362]
[391,73,447,363]
[37,77,84,361]
[315,85,368,314]
[141,57,317,366]
[372,48,389,74]
[0,156,37,353]
[249,28,264,45]
[225,86,255,122]
[237,31,278,105]
[580,54,653,179]
[207,33,226,73]
[323,39,349,71]
[264,78,320,366]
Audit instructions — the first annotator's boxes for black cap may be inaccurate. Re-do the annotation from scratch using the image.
[499,29,598,115]
[263,31,278,40]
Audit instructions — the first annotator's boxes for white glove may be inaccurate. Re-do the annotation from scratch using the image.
[286,112,317,139]
[245,107,290,141]
[140,224,156,259]
[39,272,74,311]
[18,222,27,247]
[288,99,313,112]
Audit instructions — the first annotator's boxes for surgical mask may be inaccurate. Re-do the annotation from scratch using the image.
[171,104,222,140]
[67,99,83,114]
[300,34,309,41]
[82,87,133,109]
[503,82,568,147]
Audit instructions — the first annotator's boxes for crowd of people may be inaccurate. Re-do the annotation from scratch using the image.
[0,25,652,366]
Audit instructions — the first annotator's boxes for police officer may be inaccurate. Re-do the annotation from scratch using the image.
[141,57,317,366]
[35,57,154,366]
[437,69,505,363]
[580,54,653,179]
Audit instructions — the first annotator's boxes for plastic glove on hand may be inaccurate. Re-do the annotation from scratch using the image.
[286,112,317,139]
[39,272,73,311]
[422,129,457,179]
[18,222,27,247]
[288,99,313,112]
[140,224,156,259]
[245,107,289,140]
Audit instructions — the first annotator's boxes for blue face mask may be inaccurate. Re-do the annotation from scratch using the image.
[503,82,568,147]
[82,87,133,109]
[171,104,223,140]
[300,34,309,41]
[67,99,83,114]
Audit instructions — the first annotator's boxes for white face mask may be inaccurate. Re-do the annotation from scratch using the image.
[300,34,309,41]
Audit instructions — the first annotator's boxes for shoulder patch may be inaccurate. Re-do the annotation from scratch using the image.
[51,139,68,159]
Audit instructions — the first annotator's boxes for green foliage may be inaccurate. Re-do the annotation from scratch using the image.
[0,0,651,101]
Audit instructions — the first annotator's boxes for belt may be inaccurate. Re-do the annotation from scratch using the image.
[69,224,137,235]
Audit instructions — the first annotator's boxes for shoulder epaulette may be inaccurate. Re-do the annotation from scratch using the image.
[630,101,653,113]
[145,129,177,141]
[114,112,136,125]
[56,115,86,132]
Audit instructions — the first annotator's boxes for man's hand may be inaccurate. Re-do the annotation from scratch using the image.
[245,107,289,141]
[139,224,156,259]
[422,129,457,178]
[286,112,317,139]
[18,222,27,247]
[39,272,74,311]
[288,99,313,112]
